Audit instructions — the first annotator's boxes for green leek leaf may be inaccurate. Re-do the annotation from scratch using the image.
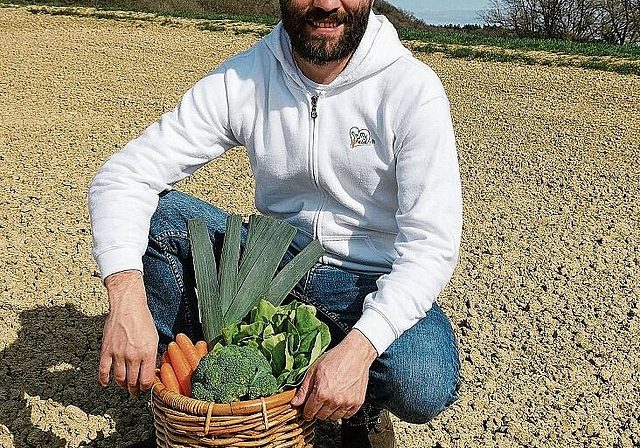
[188,218,221,345]
[219,214,242,316]
[265,240,324,305]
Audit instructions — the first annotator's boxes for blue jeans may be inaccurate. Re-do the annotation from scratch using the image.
[143,190,461,424]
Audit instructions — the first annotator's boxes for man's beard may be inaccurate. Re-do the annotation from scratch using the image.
[280,0,371,65]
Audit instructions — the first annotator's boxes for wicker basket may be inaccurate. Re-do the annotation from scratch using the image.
[150,375,315,448]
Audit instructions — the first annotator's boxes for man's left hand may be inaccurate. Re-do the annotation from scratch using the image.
[291,329,378,421]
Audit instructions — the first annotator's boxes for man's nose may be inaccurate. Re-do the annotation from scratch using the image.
[312,0,342,12]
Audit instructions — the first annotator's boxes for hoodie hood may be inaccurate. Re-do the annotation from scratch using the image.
[264,11,411,90]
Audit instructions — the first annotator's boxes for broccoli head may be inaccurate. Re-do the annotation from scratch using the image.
[191,344,278,402]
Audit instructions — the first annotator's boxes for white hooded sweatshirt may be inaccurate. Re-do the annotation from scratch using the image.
[89,12,462,355]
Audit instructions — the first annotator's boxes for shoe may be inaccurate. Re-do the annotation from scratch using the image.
[341,408,396,448]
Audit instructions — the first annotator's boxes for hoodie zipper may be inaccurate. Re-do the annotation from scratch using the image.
[309,94,320,189]
[309,93,325,244]
[311,95,318,119]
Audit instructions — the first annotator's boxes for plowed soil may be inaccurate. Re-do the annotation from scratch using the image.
[1,4,639,448]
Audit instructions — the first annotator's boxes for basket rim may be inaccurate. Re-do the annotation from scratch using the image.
[151,375,298,416]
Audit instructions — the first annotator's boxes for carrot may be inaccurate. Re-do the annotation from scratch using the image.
[161,351,170,365]
[176,333,201,370]
[195,340,209,358]
[160,362,183,395]
[167,341,192,397]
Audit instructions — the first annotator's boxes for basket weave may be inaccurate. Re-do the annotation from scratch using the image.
[150,375,315,448]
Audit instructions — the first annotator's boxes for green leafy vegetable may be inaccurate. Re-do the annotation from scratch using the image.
[214,299,331,390]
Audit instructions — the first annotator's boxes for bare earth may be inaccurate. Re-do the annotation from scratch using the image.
[1,4,639,447]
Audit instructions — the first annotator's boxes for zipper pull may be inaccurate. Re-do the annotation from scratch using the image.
[311,95,318,119]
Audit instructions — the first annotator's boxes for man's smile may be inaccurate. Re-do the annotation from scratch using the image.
[307,19,345,35]
[309,20,341,28]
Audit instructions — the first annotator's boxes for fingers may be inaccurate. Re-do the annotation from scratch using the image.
[302,387,325,421]
[291,370,314,407]
[302,388,360,421]
[298,377,361,421]
[112,356,127,389]
[98,351,112,387]
[310,401,349,421]
[139,358,157,392]
[99,348,157,396]
[328,406,355,421]
[126,358,141,397]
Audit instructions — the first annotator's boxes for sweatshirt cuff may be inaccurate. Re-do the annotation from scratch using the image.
[352,307,399,356]
[94,246,144,281]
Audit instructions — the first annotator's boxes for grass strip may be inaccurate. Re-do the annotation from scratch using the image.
[414,43,640,76]
[400,29,640,60]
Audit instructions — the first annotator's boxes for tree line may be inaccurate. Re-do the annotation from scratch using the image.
[481,0,640,43]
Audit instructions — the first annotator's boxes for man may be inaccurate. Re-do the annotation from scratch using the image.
[89,0,462,446]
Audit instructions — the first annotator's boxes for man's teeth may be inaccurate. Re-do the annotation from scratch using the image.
[311,21,339,28]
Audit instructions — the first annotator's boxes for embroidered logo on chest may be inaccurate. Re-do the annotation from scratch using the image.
[349,127,375,149]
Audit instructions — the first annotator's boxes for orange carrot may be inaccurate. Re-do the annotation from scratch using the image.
[176,333,201,370]
[161,351,170,365]
[167,341,192,397]
[195,340,209,358]
[160,362,183,395]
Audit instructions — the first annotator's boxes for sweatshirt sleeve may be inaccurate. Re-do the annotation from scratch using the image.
[88,69,240,280]
[352,93,462,355]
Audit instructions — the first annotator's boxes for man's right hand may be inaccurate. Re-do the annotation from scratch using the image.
[99,270,158,396]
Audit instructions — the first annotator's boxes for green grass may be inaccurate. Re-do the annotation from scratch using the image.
[412,38,639,75]
[399,29,640,60]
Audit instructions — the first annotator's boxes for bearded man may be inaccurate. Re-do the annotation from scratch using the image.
[89,1,462,447]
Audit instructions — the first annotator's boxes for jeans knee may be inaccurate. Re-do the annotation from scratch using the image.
[373,338,461,424]
[391,372,461,424]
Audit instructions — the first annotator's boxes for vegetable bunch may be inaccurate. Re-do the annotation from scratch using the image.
[215,299,331,390]
[172,213,330,403]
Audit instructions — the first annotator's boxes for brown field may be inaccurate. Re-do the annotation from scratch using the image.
[1,4,639,447]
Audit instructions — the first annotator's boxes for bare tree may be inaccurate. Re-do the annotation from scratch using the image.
[600,0,640,43]
[560,0,601,40]
[481,0,541,36]
[539,0,563,37]
[481,0,640,43]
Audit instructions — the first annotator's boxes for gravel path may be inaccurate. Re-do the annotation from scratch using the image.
[1,4,638,447]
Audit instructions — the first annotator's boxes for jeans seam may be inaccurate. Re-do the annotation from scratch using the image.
[154,230,188,240]
[153,232,197,336]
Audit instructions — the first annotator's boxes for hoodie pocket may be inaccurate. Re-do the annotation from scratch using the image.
[322,234,395,268]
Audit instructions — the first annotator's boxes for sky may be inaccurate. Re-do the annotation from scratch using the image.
[387,0,490,26]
